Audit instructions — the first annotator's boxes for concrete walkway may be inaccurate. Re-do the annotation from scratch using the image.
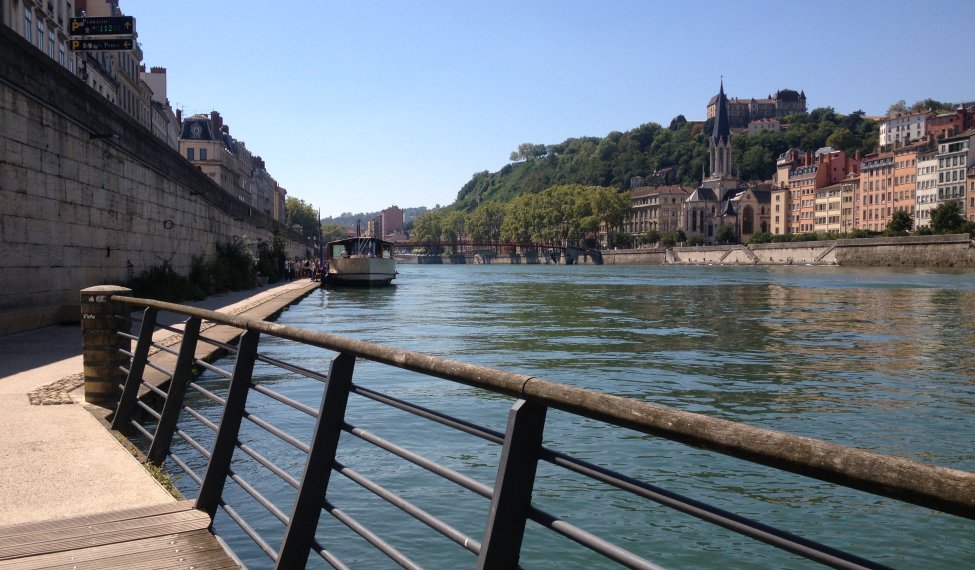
[0,280,321,526]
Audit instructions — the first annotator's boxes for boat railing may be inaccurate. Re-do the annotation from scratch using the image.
[99,293,975,569]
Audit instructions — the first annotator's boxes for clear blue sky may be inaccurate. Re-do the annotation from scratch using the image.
[125,0,975,219]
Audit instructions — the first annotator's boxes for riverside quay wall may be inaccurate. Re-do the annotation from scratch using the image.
[401,235,975,267]
[602,234,975,267]
[0,27,309,336]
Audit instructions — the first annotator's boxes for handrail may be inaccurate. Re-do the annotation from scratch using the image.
[110,294,975,521]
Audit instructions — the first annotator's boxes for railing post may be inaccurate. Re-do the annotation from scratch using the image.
[477,399,547,570]
[147,317,201,467]
[80,285,132,405]
[196,329,261,518]
[275,352,356,569]
[111,307,158,430]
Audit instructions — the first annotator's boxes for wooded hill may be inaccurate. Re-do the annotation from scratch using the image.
[450,108,881,213]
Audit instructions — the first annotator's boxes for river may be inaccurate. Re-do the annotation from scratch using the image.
[176,264,975,569]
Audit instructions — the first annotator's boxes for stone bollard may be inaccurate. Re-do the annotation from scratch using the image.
[80,285,132,406]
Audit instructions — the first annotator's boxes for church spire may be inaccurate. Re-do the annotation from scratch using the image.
[711,78,731,147]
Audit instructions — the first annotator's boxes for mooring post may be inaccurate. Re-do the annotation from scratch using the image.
[80,285,133,406]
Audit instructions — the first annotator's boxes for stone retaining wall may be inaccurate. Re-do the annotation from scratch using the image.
[0,27,308,335]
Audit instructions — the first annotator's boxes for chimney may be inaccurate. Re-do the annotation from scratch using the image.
[210,111,222,132]
[176,108,182,123]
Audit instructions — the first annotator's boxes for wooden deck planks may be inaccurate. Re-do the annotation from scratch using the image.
[0,501,239,569]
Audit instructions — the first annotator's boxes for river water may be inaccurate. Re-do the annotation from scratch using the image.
[176,264,975,569]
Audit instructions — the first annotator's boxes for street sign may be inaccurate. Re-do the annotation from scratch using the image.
[69,38,134,51]
[69,16,135,37]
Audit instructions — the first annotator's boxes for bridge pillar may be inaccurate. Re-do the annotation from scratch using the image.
[80,285,132,406]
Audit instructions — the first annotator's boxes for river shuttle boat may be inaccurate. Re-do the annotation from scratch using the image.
[323,236,397,287]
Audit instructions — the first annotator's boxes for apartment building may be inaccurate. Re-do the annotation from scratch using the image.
[936,130,975,219]
[858,153,895,232]
[915,149,939,229]
[814,183,844,234]
[2,0,80,75]
[774,147,858,234]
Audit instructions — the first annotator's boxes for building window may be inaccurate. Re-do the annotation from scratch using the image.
[186,148,195,160]
[25,10,32,43]
[49,30,55,58]
[37,19,44,50]
[200,148,207,160]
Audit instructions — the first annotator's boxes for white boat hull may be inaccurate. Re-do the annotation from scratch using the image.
[326,257,397,286]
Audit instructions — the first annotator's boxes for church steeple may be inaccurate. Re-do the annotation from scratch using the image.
[711,79,731,147]
[708,78,733,180]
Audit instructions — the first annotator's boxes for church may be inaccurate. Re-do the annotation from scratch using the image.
[683,81,771,244]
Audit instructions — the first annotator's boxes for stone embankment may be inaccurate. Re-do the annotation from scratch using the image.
[605,234,975,267]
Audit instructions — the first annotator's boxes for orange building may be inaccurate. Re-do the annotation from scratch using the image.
[858,153,895,231]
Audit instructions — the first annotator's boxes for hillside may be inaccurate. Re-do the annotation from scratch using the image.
[450,108,880,212]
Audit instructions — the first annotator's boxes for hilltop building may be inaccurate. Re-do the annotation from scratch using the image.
[706,87,806,129]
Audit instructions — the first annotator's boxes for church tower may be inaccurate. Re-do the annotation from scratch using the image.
[709,79,733,180]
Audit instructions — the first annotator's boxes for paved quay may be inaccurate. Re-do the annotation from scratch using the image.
[0,279,321,527]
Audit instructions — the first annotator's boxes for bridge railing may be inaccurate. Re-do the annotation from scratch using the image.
[103,294,975,569]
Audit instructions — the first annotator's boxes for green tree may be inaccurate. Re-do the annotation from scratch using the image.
[885,210,913,234]
[411,210,446,253]
[930,201,965,233]
[467,202,505,248]
[285,197,319,236]
[320,222,348,243]
[442,210,467,252]
[716,223,737,244]
[826,127,856,153]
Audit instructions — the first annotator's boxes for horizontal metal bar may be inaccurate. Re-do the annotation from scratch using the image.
[344,423,493,499]
[175,427,212,461]
[255,353,330,383]
[168,452,203,487]
[194,358,233,379]
[229,469,291,526]
[323,498,422,570]
[183,405,220,433]
[310,539,352,570]
[187,381,227,408]
[237,442,301,489]
[243,410,311,454]
[128,418,153,441]
[353,385,504,445]
[149,342,179,358]
[142,381,167,399]
[118,331,137,342]
[112,294,975,519]
[144,359,174,380]
[335,460,480,555]
[221,502,279,563]
[541,448,887,569]
[250,383,319,417]
[135,399,161,421]
[527,506,665,570]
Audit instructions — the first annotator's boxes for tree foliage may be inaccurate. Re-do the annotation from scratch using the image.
[455,110,879,212]
[930,201,965,234]
[886,210,913,234]
[285,197,319,236]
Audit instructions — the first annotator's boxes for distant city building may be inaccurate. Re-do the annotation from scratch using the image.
[879,111,932,149]
[858,152,895,232]
[139,66,180,150]
[772,147,859,234]
[707,88,806,129]
[179,111,284,222]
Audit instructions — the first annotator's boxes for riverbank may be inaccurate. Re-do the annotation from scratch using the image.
[0,279,320,526]
[396,233,975,267]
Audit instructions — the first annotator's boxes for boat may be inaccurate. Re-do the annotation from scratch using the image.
[323,236,397,287]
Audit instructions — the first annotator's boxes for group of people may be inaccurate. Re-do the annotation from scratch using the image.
[283,257,325,281]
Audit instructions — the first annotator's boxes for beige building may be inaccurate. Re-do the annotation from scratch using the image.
[2,0,80,76]
[179,111,285,222]
[626,185,691,238]
[813,183,844,234]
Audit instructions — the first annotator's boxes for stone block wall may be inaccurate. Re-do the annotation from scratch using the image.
[0,27,307,335]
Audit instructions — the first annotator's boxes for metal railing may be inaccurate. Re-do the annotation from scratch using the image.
[106,294,975,569]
